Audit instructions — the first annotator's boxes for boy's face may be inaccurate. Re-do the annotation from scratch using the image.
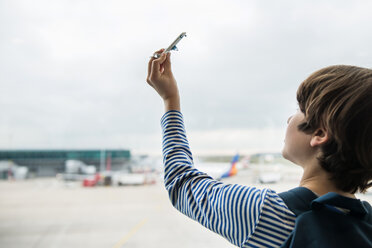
[282,109,314,166]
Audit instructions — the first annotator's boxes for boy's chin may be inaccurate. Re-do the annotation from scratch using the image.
[281,148,288,160]
[281,150,302,167]
[281,149,295,164]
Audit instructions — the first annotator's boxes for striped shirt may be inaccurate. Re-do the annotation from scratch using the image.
[161,110,297,248]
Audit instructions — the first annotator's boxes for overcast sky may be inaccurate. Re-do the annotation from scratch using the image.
[1,0,371,155]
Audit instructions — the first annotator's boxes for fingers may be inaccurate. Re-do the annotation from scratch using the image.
[150,53,167,79]
[147,48,164,82]
[147,59,155,83]
[163,52,171,71]
[152,48,165,58]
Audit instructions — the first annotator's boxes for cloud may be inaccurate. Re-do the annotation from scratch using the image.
[0,0,372,153]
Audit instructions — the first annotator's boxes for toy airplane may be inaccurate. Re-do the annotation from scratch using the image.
[152,32,187,58]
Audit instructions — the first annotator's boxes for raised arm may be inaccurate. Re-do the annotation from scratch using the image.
[146,49,296,247]
[160,110,272,246]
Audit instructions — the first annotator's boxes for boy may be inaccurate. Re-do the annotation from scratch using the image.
[146,49,372,247]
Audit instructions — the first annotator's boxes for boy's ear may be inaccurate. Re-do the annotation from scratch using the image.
[310,128,329,147]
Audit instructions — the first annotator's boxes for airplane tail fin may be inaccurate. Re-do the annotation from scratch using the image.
[220,153,239,179]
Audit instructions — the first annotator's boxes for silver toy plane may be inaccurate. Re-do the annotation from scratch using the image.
[153,32,187,58]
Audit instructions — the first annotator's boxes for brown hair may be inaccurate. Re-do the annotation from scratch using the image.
[297,65,372,193]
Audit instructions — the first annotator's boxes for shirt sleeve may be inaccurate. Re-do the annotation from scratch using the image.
[161,110,295,247]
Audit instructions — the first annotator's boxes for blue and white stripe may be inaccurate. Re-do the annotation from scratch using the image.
[161,110,296,247]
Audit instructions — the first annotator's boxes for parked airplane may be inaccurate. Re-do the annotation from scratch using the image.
[195,153,292,184]
[194,154,240,181]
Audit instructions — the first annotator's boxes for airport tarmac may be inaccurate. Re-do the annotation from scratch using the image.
[0,172,371,248]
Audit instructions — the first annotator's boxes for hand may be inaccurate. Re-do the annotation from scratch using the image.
[147,48,180,111]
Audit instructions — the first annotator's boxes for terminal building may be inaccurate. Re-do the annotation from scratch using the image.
[0,149,131,178]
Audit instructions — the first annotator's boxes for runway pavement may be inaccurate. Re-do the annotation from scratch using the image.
[0,177,237,248]
[0,172,371,248]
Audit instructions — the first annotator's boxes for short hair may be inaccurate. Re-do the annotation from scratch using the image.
[296,65,372,194]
